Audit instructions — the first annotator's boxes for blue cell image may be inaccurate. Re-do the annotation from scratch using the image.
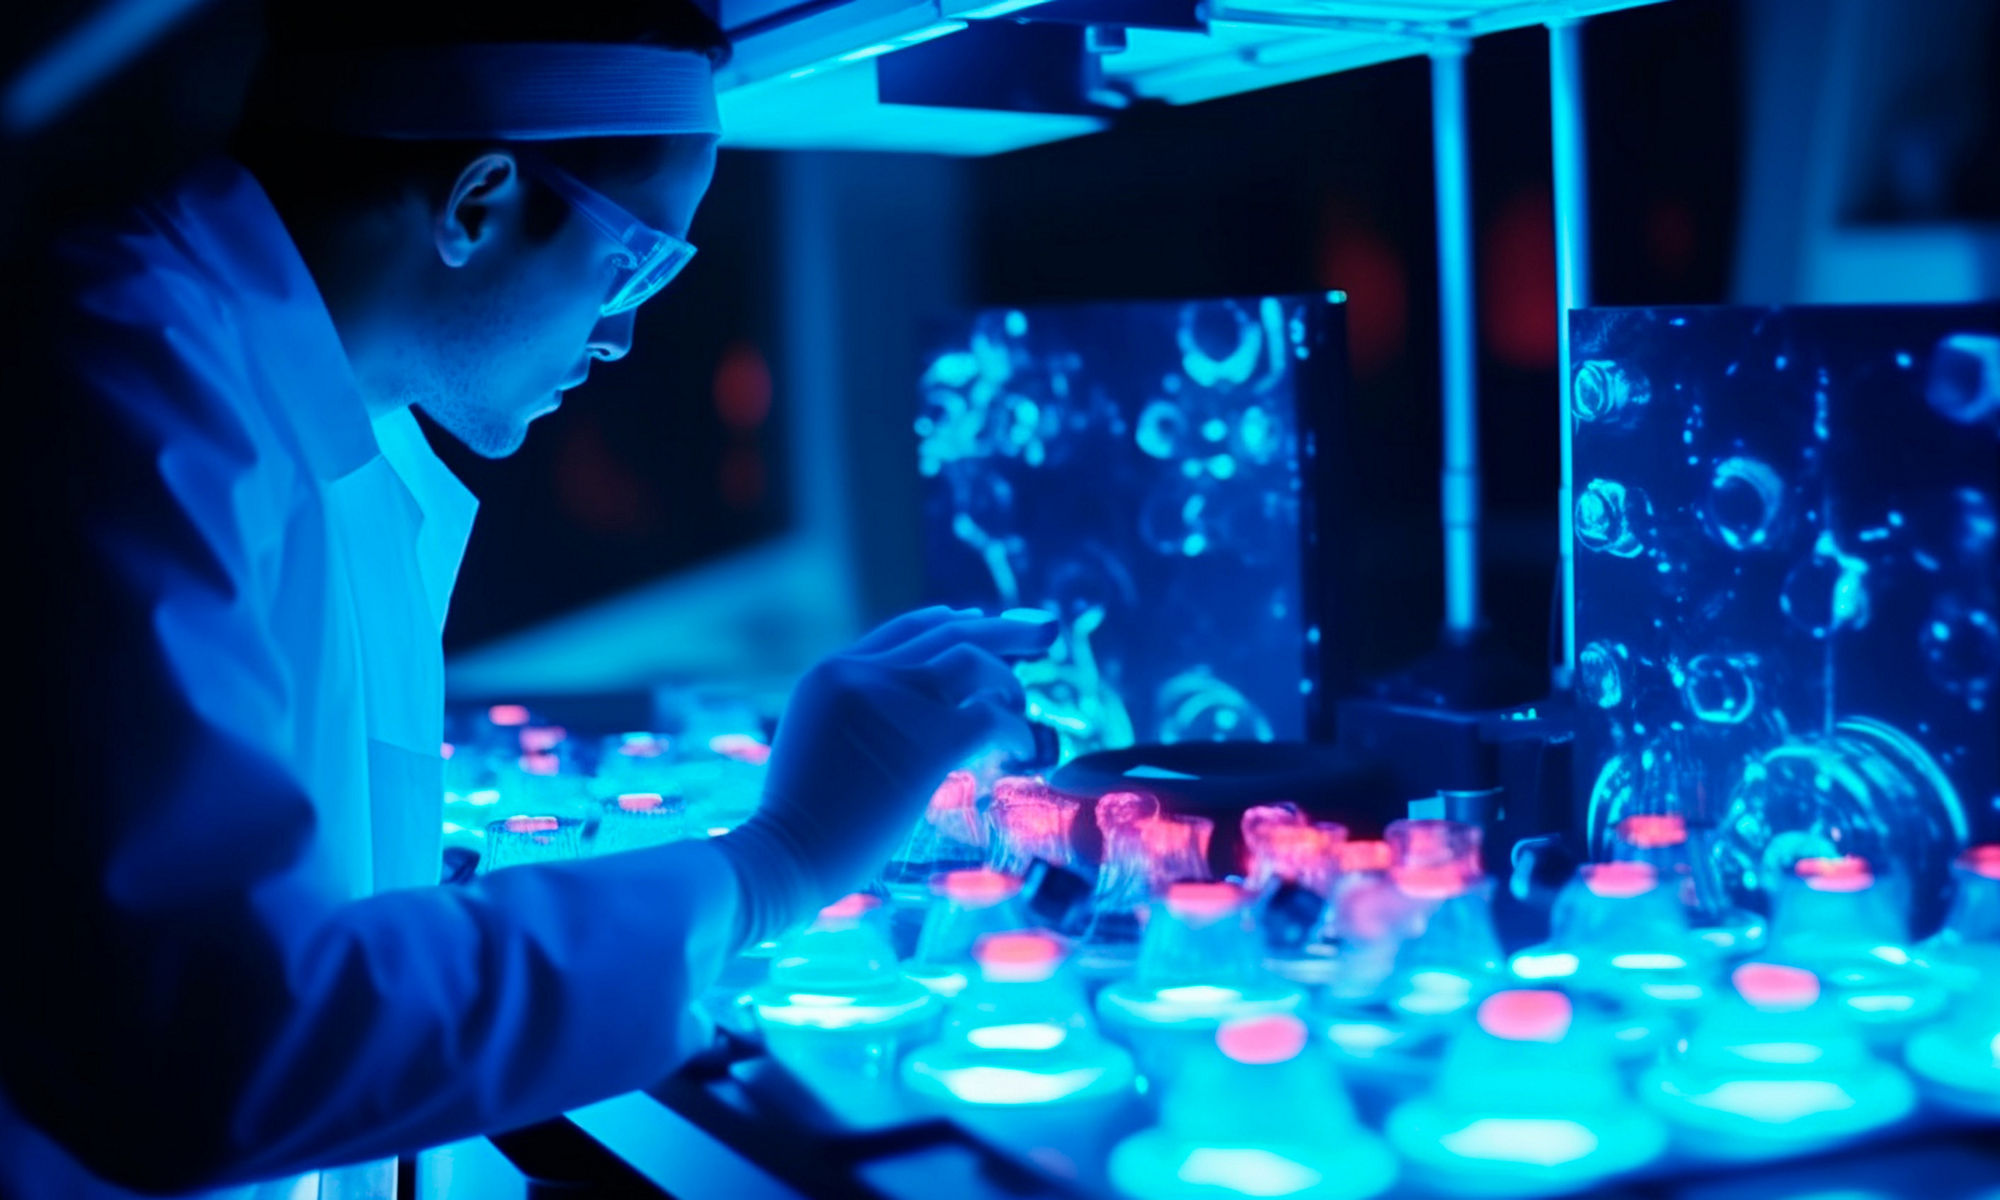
[1572,305,2000,928]
[917,297,1348,757]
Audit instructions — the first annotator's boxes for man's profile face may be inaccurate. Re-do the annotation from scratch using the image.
[419,135,719,458]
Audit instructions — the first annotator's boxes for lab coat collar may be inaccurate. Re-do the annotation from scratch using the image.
[169,158,479,627]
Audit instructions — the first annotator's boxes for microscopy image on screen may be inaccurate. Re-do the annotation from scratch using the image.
[916,295,1348,761]
[1572,304,2000,925]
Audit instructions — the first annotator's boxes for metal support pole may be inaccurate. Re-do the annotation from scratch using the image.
[1431,40,1481,643]
[1549,18,1590,690]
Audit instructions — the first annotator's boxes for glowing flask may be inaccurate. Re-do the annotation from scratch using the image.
[885,771,989,901]
[905,869,1030,996]
[1768,856,1945,1029]
[595,791,688,853]
[590,731,675,798]
[1919,844,2000,987]
[1242,803,1346,896]
[1378,863,1504,1021]
[1905,944,2000,1114]
[1080,794,1213,968]
[901,931,1135,1108]
[1387,990,1666,1194]
[1097,883,1307,1077]
[1644,961,1916,1152]
[1609,812,1764,953]
[1515,862,1713,1017]
[987,777,1082,874]
[1109,1015,1396,1200]
[480,815,585,873]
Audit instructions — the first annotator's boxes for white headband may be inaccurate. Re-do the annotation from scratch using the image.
[248,43,721,140]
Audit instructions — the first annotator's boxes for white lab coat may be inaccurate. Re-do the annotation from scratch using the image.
[0,160,741,1198]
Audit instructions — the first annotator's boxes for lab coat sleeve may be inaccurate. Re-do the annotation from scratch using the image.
[3,250,748,1194]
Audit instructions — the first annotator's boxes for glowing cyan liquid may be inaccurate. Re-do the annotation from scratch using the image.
[908,1063,1108,1105]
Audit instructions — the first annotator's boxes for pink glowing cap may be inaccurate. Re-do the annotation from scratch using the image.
[488,704,531,727]
[519,753,560,777]
[1217,1014,1310,1065]
[1959,844,2000,881]
[1477,990,1573,1043]
[934,868,1022,906]
[1734,962,1821,1012]
[975,931,1065,982]
[927,771,978,817]
[616,793,665,813]
[1583,861,1659,899]
[1616,813,1688,849]
[519,726,567,753]
[1165,881,1246,920]
[440,742,456,760]
[810,893,883,930]
[503,816,561,833]
[1795,855,1874,893]
[1387,818,1482,872]
[1391,864,1469,901]
[1339,840,1392,873]
[708,733,772,765]
[1097,790,1161,834]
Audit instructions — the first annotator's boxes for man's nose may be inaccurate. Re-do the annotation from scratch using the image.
[587,309,636,363]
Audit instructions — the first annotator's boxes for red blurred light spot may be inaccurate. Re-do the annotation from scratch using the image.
[1391,864,1467,900]
[820,893,882,921]
[1480,185,1557,369]
[488,705,531,727]
[1165,881,1245,919]
[1960,845,2000,881]
[617,793,665,812]
[718,446,766,510]
[1316,203,1408,379]
[1796,856,1873,893]
[519,753,560,777]
[503,816,561,833]
[1583,861,1659,899]
[1477,990,1573,1043]
[1617,813,1688,849]
[441,742,455,760]
[936,868,1022,904]
[1734,962,1821,1012]
[1339,840,1392,872]
[713,341,773,431]
[519,726,567,753]
[1217,1015,1310,1065]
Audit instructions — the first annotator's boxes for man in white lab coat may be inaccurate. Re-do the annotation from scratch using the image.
[1,5,1048,1197]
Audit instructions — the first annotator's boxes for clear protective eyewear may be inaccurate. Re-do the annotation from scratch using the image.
[517,152,697,317]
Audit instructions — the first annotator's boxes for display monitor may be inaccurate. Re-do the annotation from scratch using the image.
[1571,304,1999,926]
[915,295,1351,762]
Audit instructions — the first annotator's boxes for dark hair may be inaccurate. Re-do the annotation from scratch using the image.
[233,1,731,240]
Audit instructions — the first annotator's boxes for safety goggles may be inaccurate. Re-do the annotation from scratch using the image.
[518,152,697,316]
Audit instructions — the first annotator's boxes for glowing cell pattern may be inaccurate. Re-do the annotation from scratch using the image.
[1920,594,1999,712]
[1572,359,1652,426]
[1575,478,1650,558]
[1925,332,1999,426]
[1702,456,1786,552]
[1579,640,1626,709]
[1681,653,1758,725]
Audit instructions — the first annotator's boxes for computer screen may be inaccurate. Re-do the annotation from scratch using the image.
[916,294,1351,762]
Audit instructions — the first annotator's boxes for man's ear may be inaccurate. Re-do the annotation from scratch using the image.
[435,152,522,269]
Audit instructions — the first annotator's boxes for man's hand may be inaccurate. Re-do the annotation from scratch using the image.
[716,607,1058,941]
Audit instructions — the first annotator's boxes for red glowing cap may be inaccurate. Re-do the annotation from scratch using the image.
[708,733,772,765]
[1391,864,1468,901]
[1795,855,1873,893]
[935,869,1021,905]
[440,742,455,760]
[1388,818,1481,870]
[616,793,665,813]
[1165,881,1245,919]
[1583,861,1659,899]
[1477,990,1573,1043]
[1959,844,2000,881]
[1616,813,1688,849]
[819,893,882,921]
[503,816,561,833]
[519,753,560,777]
[975,931,1065,981]
[1733,962,1821,1012]
[488,704,531,727]
[1216,1015,1310,1065]
[519,726,567,753]
[927,771,978,817]
[1339,841,1392,873]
